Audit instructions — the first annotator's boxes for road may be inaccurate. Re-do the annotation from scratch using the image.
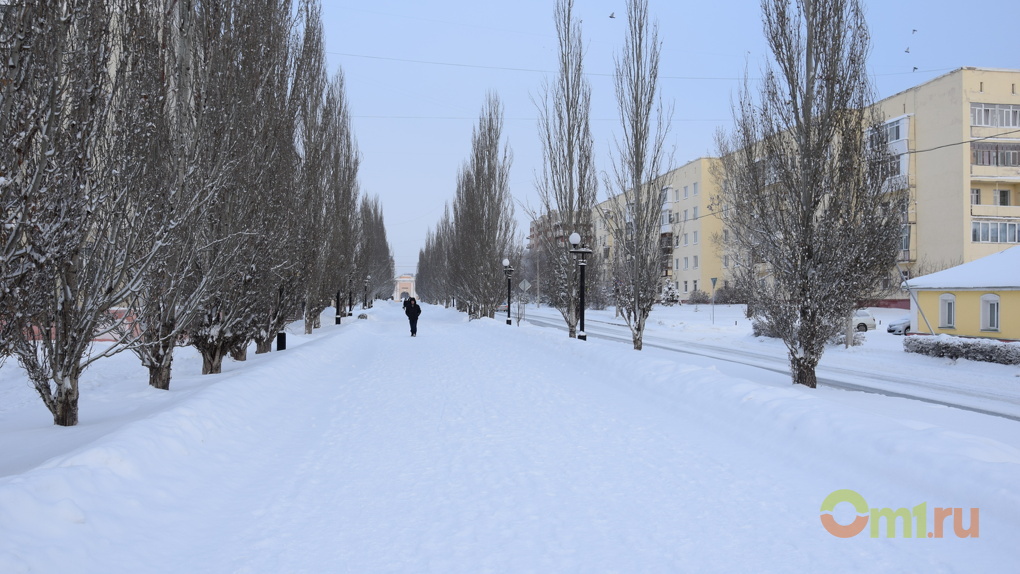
[524,311,1020,421]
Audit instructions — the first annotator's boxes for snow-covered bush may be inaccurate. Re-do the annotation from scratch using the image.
[660,283,680,306]
[904,334,1020,365]
[713,285,745,305]
[686,289,711,305]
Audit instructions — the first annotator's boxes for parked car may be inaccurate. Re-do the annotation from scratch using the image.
[496,303,509,313]
[852,309,876,332]
[887,316,911,335]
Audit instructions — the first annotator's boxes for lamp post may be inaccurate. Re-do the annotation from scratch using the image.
[568,232,592,341]
[502,258,514,325]
[363,275,370,309]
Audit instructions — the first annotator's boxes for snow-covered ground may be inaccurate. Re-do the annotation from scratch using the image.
[0,301,1017,572]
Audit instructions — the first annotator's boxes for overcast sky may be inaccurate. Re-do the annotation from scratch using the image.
[319,0,1018,276]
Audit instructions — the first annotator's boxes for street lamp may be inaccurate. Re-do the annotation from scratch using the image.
[363,275,371,309]
[568,232,592,341]
[502,258,514,326]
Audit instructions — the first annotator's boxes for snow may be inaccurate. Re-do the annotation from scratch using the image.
[905,245,1020,289]
[1,301,1018,572]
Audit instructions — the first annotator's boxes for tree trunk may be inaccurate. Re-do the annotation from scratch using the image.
[148,362,172,390]
[201,349,225,375]
[790,354,818,388]
[255,337,273,354]
[230,345,247,362]
[52,383,79,427]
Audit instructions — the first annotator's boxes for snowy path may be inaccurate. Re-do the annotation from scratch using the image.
[1,302,1017,572]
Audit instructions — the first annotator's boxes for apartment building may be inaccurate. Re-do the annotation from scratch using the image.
[589,157,724,299]
[658,158,725,297]
[584,67,1020,303]
[874,67,1020,278]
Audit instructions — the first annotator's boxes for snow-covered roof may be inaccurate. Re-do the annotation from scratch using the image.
[905,246,1020,290]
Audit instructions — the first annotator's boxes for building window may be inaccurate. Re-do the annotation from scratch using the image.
[683,281,688,292]
[693,182,699,196]
[971,103,1020,128]
[675,236,680,247]
[981,294,1000,331]
[971,188,981,205]
[693,256,699,269]
[683,209,688,221]
[693,280,698,291]
[674,188,680,202]
[675,258,679,270]
[972,142,1020,166]
[683,233,689,246]
[995,189,1011,206]
[972,221,1020,243]
[683,186,689,199]
[723,280,729,288]
[723,255,729,268]
[693,231,699,244]
[939,294,955,328]
[723,229,730,243]
[683,257,689,270]
[693,206,699,219]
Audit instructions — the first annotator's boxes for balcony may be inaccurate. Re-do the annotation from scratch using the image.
[971,204,1020,218]
[970,164,1020,182]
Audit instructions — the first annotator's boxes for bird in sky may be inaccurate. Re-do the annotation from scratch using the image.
[912,29,917,34]
[913,67,918,72]
[610,12,616,18]
[905,47,910,53]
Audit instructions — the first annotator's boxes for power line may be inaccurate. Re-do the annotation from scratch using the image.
[328,50,955,82]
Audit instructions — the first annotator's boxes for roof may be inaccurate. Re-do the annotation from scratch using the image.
[906,246,1020,290]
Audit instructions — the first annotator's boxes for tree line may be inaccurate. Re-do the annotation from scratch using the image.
[0,0,393,426]
[420,0,905,393]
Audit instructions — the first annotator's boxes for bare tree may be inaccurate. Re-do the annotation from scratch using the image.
[714,0,907,388]
[187,0,297,374]
[602,0,672,350]
[1,0,195,425]
[530,0,599,338]
[358,195,395,304]
[416,206,454,306]
[321,69,363,319]
[449,94,518,317]
[108,0,224,390]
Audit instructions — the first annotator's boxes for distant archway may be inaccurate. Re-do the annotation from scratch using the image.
[400,291,410,301]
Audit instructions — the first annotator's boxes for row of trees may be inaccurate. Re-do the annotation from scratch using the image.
[423,0,905,392]
[415,95,518,315]
[0,0,393,426]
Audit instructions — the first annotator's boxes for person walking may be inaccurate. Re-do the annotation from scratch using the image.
[405,298,421,337]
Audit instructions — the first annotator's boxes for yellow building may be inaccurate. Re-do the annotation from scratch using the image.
[591,157,726,299]
[659,158,725,297]
[587,67,1020,304]
[906,246,1020,341]
[873,67,1020,280]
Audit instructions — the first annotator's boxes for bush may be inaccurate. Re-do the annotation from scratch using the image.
[713,285,745,305]
[904,334,1020,365]
[686,289,711,305]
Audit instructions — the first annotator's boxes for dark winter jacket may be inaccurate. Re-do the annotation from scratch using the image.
[405,303,421,319]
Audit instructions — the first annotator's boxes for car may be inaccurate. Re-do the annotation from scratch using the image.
[887,315,911,335]
[852,309,876,332]
[496,303,509,313]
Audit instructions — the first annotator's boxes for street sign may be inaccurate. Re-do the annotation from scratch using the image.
[519,279,531,292]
